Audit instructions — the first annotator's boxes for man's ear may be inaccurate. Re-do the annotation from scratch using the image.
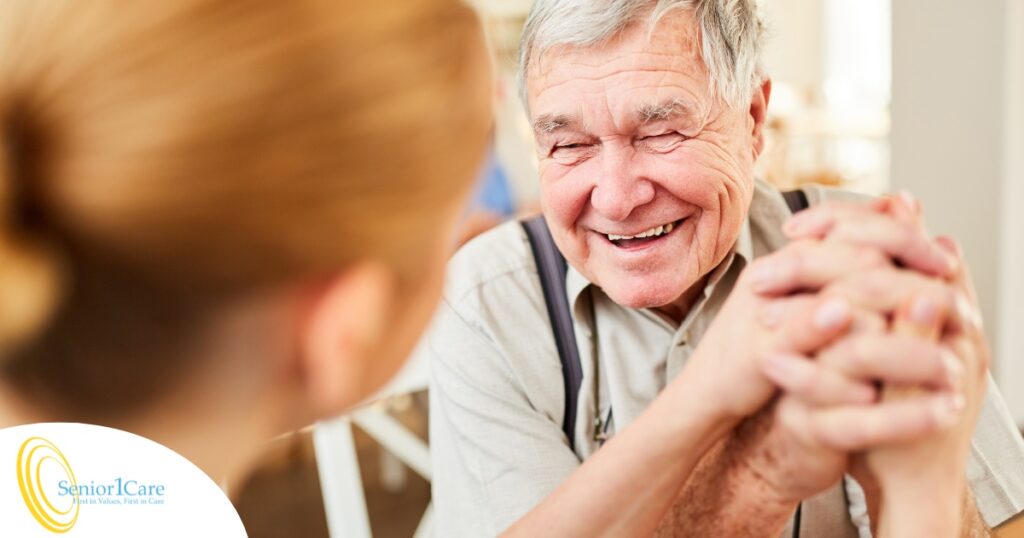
[299,262,394,418]
[750,77,772,158]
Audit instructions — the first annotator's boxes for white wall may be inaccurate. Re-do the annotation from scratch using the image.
[892,0,1023,422]
[998,0,1024,423]
[760,0,824,91]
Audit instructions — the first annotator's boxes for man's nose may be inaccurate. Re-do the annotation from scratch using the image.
[590,147,655,222]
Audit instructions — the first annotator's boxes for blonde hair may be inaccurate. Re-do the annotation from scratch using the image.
[0,0,491,412]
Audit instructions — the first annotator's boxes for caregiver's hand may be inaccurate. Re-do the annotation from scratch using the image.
[780,194,959,278]
[744,262,968,506]
[757,194,992,536]
[684,211,959,434]
[681,239,872,424]
[867,236,991,538]
[732,194,967,506]
[665,232,964,538]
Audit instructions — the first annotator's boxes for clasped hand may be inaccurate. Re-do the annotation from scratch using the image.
[687,194,988,533]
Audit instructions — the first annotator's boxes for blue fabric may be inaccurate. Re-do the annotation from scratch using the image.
[472,149,515,217]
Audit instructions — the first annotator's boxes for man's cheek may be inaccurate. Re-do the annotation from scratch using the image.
[542,179,589,226]
[658,150,739,205]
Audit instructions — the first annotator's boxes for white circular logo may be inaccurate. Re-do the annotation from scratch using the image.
[1,423,246,536]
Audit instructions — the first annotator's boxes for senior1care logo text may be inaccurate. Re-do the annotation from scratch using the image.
[1,423,246,537]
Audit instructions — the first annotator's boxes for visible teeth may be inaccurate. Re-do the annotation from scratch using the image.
[607,222,675,242]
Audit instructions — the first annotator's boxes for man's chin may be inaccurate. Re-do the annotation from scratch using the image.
[599,282,689,312]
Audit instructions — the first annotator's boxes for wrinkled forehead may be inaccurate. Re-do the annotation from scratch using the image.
[525,9,711,117]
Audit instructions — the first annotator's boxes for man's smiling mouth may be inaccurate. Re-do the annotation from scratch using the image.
[605,219,681,248]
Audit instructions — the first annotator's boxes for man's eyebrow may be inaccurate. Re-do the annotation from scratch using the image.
[532,114,578,135]
[636,98,693,124]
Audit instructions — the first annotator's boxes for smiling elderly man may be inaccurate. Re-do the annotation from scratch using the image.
[428,1,1024,536]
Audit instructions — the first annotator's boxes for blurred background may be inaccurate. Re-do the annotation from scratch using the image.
[232,1,1024,536]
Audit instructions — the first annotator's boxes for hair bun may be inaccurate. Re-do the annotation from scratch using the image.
[0,112,64,356]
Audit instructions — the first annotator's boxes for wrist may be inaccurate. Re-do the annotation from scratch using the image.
[666,365,745,448]
[733,454,804,512]
[880,480,964,536]
[667,434,797,536]
[877,462,966,498]
[721,409,806,509]
[738,409,838,507]
[675,432,799,534]
[883,474,963,516]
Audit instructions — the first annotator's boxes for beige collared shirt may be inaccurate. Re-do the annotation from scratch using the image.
[428,180,1024,537]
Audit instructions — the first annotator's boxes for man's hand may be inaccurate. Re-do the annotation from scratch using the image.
[683,191,952,422]
[680,240,867,425]
[693,195,967,509]
[741,280,966,506]
[663,209,962,536]
[662,194,983,537]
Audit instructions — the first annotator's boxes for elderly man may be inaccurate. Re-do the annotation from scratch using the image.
[429,1,1024,536]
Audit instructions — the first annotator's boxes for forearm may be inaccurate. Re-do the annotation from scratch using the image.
[654,415,798,537]
[873,482,990,538]
[503,370,737,538]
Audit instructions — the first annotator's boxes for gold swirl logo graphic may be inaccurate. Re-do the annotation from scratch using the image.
[16,437,80,533]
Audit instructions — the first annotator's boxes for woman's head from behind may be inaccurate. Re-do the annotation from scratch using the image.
[0,0,490,465]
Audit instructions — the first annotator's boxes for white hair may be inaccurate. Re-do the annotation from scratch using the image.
[518,0,767,110]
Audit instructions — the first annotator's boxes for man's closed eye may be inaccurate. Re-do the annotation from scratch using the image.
[551,143,595,162]
[639,132,686,152]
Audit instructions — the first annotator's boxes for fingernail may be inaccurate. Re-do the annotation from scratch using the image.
[937,236,963,258]
[941,349,964,387]
[910,296,937,326]
[956,294,985,331]
[783,213,812,236]
[814,298,850,330]
[751,260,779,292]
[934,394,965,428]
[932,239,961,274]
[898,190,917,212]
[944,252,960,274]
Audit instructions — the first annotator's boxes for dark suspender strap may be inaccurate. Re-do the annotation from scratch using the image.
[782,189,809,213]
[782,188,808,538]
[521,215,584,451]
